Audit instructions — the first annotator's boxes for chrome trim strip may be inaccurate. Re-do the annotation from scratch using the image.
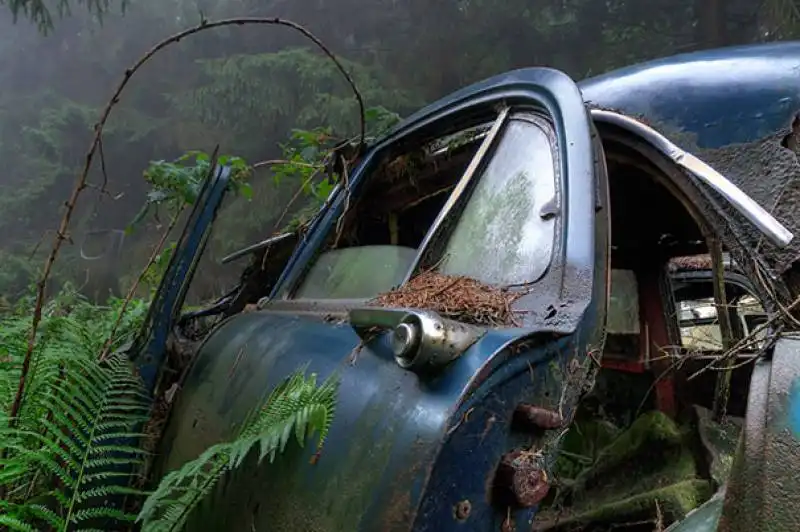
[591,109,794,248]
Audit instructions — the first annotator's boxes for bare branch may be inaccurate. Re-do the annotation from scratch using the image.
[9,16,365,424]
[98,209,183,362]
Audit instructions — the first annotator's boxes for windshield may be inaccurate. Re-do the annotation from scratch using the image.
[289,110,559,301]
[294,246,416,300]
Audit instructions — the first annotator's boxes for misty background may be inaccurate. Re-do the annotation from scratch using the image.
[0,0,798,306]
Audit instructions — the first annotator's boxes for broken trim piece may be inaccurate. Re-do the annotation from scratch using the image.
[221,231,296,264]
[590,109,794,249]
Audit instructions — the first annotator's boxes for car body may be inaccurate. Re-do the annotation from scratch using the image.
[133,42,800,531]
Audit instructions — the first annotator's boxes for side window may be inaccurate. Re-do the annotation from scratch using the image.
[607,269,640,335]
[678,297,724,351]
[603,269,641,360]
[675,286,767,352]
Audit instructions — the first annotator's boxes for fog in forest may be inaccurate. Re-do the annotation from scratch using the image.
[0,0,796,304]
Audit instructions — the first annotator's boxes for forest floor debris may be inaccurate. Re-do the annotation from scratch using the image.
[368,271,521,326]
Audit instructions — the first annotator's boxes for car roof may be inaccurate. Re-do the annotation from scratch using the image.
[579,41,800,148]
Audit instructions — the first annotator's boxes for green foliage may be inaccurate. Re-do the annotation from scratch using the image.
[129,150,253,233]
[0,282,339,531]
[137,368,339,532]
[173,47,417,154]
[2,0,125,33]
[0,290,150,530]
[0,250,37,301]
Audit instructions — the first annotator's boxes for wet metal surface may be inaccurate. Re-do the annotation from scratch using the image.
[150,64,610,532]
[718,335,800,532]
[581,42,800,282]
[154,312,599,531]
[132,164,231,393]
[590,109,794,248]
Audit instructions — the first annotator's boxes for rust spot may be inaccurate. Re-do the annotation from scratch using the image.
[513,404,564,430]
[453,499,471,521]
[494,450,550,508]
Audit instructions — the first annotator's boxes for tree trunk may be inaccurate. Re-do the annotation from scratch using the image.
[695,0,729,49]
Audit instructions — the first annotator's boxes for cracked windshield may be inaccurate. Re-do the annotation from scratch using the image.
[0,1,798,531]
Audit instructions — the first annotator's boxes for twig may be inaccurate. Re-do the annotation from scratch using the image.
[333,154,352,247]
[97,135,110,194]
[252,159,322,171]
[98,210,183,362]
[9,16,364,425]
[269,168,322,238]
[688,292,800,381]
[709,238,735,421]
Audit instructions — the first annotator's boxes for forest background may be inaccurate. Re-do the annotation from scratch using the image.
[1,0,799,305]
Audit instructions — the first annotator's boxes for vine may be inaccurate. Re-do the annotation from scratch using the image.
[10,16,365,425]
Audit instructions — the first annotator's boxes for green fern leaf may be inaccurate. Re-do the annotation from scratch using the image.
[138,368,339,532]
[0,298,151,532]
[0,514,37,531]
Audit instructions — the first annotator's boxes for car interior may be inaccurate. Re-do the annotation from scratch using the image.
[593,125,767,423]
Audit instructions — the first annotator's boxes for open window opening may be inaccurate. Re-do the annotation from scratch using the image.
[289,109,560,302]
[592,133,712,423]
[595,129,770,422]
[671,269,767,353]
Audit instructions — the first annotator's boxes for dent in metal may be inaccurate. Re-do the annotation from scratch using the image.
[590,109,794,248]
[348,307,485,371]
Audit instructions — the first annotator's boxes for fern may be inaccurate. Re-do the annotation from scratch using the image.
[0,291,150,531]
[137,368,339,532]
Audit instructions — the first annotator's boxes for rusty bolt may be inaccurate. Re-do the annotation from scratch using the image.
[513,403,563,430]
[495,450,550,508]
[454,499,471,521]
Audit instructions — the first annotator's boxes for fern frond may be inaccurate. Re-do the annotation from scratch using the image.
[0,513,37,532]
[0,297,151,531]
[138,368,339,532]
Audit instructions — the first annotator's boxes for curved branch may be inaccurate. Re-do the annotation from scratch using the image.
[9,17,365,424]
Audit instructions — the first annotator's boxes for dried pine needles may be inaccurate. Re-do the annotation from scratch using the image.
[369,271,522,326]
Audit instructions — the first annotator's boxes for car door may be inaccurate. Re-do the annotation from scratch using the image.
[129,160,232,392]
[149,67,612,532]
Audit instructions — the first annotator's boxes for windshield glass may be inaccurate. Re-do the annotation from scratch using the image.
[294,246,416,299]
[288,110,559,301]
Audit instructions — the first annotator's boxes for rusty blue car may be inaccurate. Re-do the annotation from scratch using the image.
[132,41,800,531]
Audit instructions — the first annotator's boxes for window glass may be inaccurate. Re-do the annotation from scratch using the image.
[437,116,557,285]
[289,116,497,300]
[293,246,416,300]
[677,294,766,351]
[678,297,723,351]
[607,269,640,334]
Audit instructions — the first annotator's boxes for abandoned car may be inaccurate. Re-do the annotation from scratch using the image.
[129,41,800,531]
